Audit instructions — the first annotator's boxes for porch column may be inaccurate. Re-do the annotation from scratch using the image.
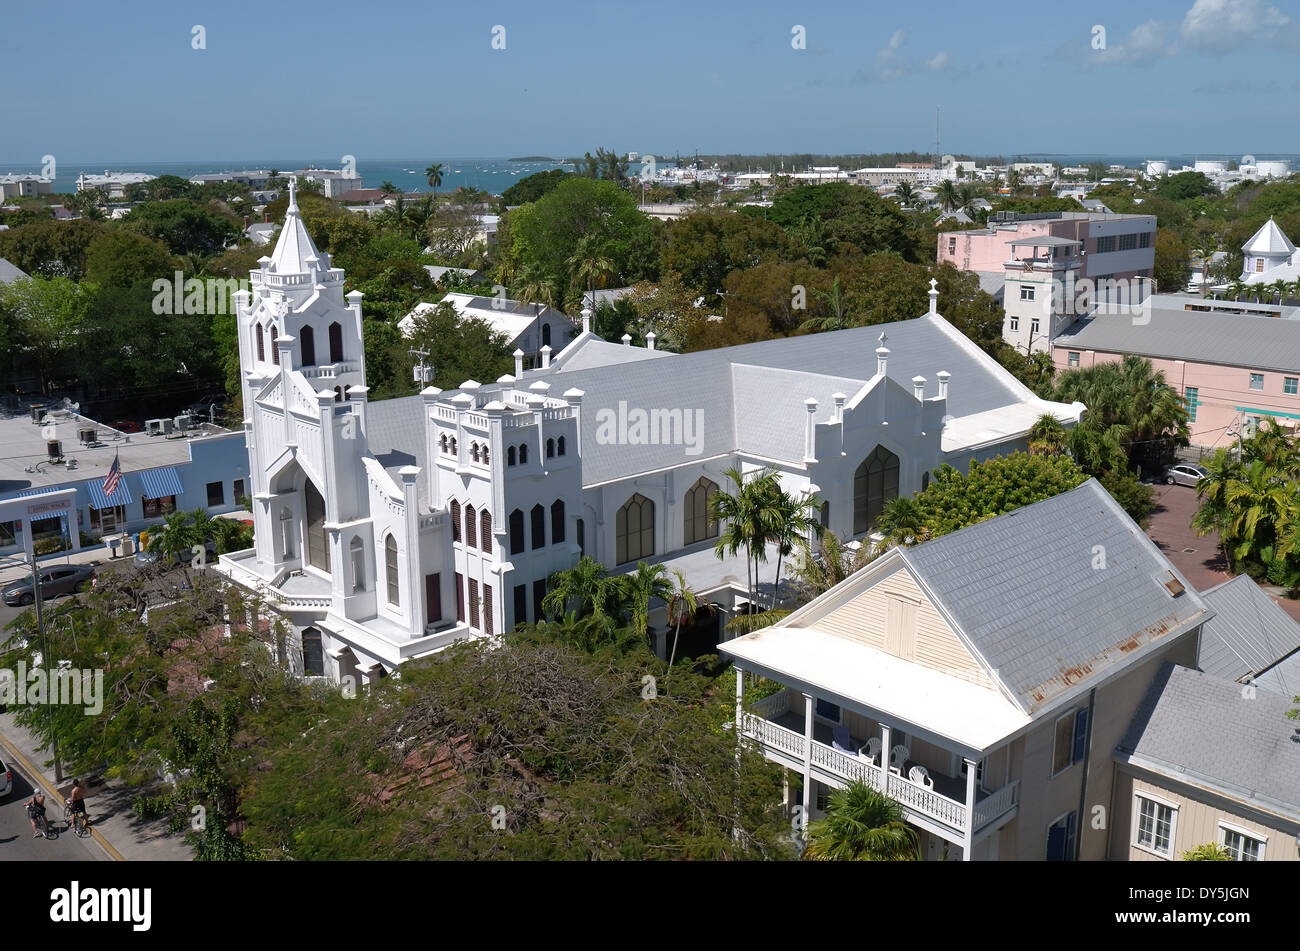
[879,723,892,793]
[962,756,978,861]
[734,666,745,736]
[801,692,814,820]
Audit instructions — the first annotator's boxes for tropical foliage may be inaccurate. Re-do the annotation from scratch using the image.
[802,781,919,861]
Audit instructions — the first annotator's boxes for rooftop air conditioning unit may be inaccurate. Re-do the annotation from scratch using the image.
[173,414,192,432]
[66,458,78,471]
[46,439,63,460]
[146,418,174,436]
[78,427,96,445]
[30,405,47,423]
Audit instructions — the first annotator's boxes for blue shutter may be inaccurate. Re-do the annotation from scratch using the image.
[1072,708,1089,764]
[1046,824,1067,861]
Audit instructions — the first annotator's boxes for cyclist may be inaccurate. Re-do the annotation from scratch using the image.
[67,778,87,830]
[25,792,48,837]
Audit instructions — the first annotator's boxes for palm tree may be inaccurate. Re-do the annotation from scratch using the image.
[1227,278,1250,300]
[515,265,559,320]
[873,496,930,549]
[711,467,781,610]
[1005,168,1024,196]
[936,179,960,212]
[566,236,615,312]
[800,277,850,333]
[621,561,673,647]
[765,488,824,608]
[664,569,709,673]
[1027,413,1068,456]
[1243,418,1300,477]
[542,555,623,622]
[893,181,917,209]
[789,531,878,601]
[1269,279,1289,304]
[425,163,445,191]
[802,781,918,861]
[1189,243,1217,297]
[379,181,399,195]
[957,182,981,215]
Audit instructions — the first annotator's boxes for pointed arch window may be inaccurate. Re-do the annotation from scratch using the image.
[349,535,365,592]
[440,434,449,454]
[304,480,330,572]
[328,321,344,363]
[530,504,545,550]
[334,386,342,403]
[270,325,280,365]
[450,437,457,455]
[551,500,565,544]
[683,477,719,545]
[509,509,525,554]
[465,504,477,548]
[557,436,566,457]
[482,445,489,465]
[450,499,461,542]
[853,445,900,535]
[616,493,654,564]
[480,510,492,554]
[255,323,264,362]
[507,446,516,466]
[546,438,555,458]
[385,535,399,605]
[519,443,528,464]
[302,627,324,676]
[300,325,316,366]
[471,442,480,463]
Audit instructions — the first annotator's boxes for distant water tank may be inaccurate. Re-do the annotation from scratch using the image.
[1145,160,1170,177]
[1195,160,1228,175]
[1257,160,1291,179]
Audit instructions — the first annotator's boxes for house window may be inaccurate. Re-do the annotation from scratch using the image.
[530,504,545,550]
[385,535,399,605]
[441,434,449,454]
[350,536,365,593]
[1219,824,1265,861]
[480,510,492,554]
[233,479,245,502]
[1009,315,1019,332]
[1118,233,1137,251]
[853,445,899,535]
[1139,232,1151,248]
[142,496,177,519]
[683,476,719,545]
[301,627,324,676]
[1052,708,1088,775]
[551,500,565,544]
[1046,811,1077,861]
[557,436,566,456]
[1030,318,1040,336]
[1286,377,1299,395]
[465,504,477,548]
[542,323,552,347]
[1095,235,1116,253]
[450,500,461,542]
[1134,795,1176,858]
[509,509,525,554]
[1020,284,1035,301]
[1250,373,1264,391]
[533,579,547,623]
[300,325,316,366]
[546,438,555,458]
[334,386,342,403]
[814,698,841,722]
[328,321,344,362]
[576,517,584,555]
[1068,351,1080,368]
[948,237,957,254]
[471,443,480,463]
[513,584,527,627]
[507,446,516,466]
[616,493,655,564]
[1256,258,1265,272]
[270,326,279,365]
[920,472,929,492]
[206,481,225,507]
[88,505,126,533]
[450,437,457,454]
[1184,386,1198,422]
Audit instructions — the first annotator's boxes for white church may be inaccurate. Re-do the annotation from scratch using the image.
[216,181,1085,684]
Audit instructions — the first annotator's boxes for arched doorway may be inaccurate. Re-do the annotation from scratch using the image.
[304,480,330,571]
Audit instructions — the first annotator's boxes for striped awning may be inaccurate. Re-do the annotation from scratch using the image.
[86,474,135,509]
[137,466,184,500]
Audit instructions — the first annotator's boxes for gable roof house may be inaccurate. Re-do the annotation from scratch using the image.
[398,292,573,368]
[721,480,1211,860]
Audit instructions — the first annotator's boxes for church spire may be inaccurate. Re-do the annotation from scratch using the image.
[267,175,323,275]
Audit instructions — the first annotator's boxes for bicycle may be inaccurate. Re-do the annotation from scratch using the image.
[29,809,57,840]
[64,799,91,838]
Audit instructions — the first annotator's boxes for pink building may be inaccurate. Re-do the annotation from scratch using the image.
[1052,306,1300,448]
[939,211,1156,286]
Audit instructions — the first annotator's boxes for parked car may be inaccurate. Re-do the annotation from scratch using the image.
[2,565,96,606]
[1162,463,1209,487]
[111,419,142,433]
[0,758,11,799]
[134,539,216,567]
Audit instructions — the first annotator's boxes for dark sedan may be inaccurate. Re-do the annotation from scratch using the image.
[2,565,96,606]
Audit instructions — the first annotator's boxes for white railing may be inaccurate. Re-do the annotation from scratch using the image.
[742,713,804,759]
[748,691,790,720]
[973,780,1019,831]
[884,770,967,828]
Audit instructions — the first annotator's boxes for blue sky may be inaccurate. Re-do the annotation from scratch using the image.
[3,0,1298,163]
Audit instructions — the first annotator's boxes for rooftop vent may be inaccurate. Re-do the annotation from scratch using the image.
[1161,571,1185,597]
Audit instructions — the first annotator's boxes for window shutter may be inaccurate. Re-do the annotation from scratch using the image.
[1072,709,1088,764]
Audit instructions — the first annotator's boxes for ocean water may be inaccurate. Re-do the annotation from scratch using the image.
[0,158,641,196]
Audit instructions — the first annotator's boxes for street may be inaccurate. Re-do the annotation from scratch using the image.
[0,757,107,861]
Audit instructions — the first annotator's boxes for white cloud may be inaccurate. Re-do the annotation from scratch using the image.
[1179,0,1292,51]
[856,30,951,82]
[926,51,951,71]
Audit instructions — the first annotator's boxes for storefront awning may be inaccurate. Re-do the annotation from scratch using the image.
[137,466,184,500]
[86,475,134,509]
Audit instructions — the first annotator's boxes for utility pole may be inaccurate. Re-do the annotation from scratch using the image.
[409,348,432,390]
[25,525,62,783]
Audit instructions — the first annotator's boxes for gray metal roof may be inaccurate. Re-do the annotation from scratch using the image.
[900,479,1210,715]
[1118,663,1300,819]
[1198,575,1300,681]
[1055,308,1300,374]
[365,396,431,507]
[0,256,27,284]
[1253,651,1300,700]
[538,314,1037,485]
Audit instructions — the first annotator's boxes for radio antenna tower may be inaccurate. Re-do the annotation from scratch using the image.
[934,106,941,165]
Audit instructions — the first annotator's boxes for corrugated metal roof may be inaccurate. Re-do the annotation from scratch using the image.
[1198,575,1300,681]
[900,479,1209,715]
[1118,663,1300,817]
[365,396,430,508]
[1056,308,1300,374]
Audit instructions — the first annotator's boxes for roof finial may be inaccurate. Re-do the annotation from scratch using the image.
[287,176,299,213]
[928,278,939,314]
[877,330,887,345]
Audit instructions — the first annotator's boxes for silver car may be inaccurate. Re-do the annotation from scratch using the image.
[1163,463,1209,487]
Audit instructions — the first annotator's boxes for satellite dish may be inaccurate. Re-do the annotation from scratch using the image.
[1242,154,1256,166]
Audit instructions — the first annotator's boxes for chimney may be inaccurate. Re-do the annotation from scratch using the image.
[513,348,524,377]
[832,391,847,423]
[541,345,552,369]
[937,370,951,400]
[912,376,926,400]
[876,346,889,377]
[645,331,656,350]
[621,333,632,346]
[580,303,593,334]
[804,398,818,462]
[928,278,939,314]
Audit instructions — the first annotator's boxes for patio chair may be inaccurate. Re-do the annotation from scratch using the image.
[889,744,910,775]
[832,725,853,752]
[858,737,882,764]
[909,765,934,789]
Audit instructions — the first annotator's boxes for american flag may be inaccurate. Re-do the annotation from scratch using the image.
[103,453,122,498]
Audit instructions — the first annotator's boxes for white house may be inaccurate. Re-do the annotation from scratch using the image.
[398,293,573,368]
[1238,218,1298,287]
[216,181,1085,684]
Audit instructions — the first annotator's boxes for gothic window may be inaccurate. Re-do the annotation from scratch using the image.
[557,436,566,456]
[270,325,279,365]
[853,445,900,535]
[451,500,461,542]
[255,323,264,361]
[349,536,365,592]
[465,504,477,549]
[507,446,516,466]
[683,477,719,545]
[300,325,316,366]
[546,438,555,458]
[328,321,344,362]
[509,509,524,554]
[616,493,654,564]
[531,504,545,550]
[542,323,552,347]
[480,510,492,554]
[471,443,480,463]
[519,443,528,464]
[551,500,565,544]
[385,535,399,605]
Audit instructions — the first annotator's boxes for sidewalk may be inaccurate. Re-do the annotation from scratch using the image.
[0,709,194,861]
